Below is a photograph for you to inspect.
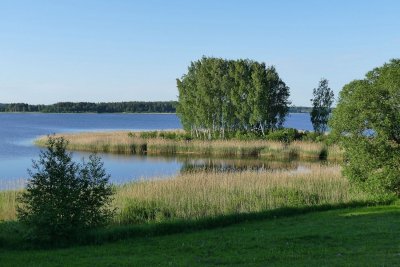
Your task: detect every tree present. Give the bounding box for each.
[329,59,400,197]
[17,136,114,243]
[310,79,334,133]
[176,57,290,139]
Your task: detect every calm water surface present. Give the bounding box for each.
[0,113,312,189]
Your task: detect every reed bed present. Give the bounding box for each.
[1,165,370,223]
[0,190,21,221]
[112,165,370,224]
[35,131,343,161]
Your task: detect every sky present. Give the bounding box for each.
[0,0,399,106]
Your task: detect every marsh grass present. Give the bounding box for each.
[112,165,370,224]
[0,165,371,224]
[35,131,343,161]
[0,190,21,221]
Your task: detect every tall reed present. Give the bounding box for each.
[1,165,370,223]
[112,165,370,224]
[35,131,343,161]
[0,190,20,221]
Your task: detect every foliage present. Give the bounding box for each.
[310,78,334,133]
[177,57,291,139]
[330,59,400,196]
[139,131,158,139]
[17,137,114,243]
[265,128,303,143]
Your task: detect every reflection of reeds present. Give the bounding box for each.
[0,165,370,223]
[35,131,343,161]
[179,157,305,173]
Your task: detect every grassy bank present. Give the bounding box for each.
[35,131,343,160]
[0,165,372,223]
[1,204,399,266]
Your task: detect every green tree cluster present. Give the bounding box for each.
[177,57,290,139]
[330,59,400,197]
[17,137,114,244]
[310,78,334,133]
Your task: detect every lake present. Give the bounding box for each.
[0,113,313,189]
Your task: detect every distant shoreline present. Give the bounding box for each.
[0,112,178,115]
[0,102,312,114]
[0,111,311,114]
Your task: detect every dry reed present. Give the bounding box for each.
[112,165,369,224]
[35,131,343,160]
[1,165,369,223]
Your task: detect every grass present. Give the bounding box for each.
[34,130,343,161]
[1,165,373,224]
[0,203,399,266]
[113,165,371,224]
[0,162,397,265]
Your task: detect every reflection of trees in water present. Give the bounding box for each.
[179,157,305,174]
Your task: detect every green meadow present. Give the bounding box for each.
[1,203,399,266]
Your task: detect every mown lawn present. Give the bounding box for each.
[1,204,399,266]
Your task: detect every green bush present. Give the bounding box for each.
[234,131,259,140]
[301,131,326,142]
[159,131,178,140]
[139,131,158,139]
[17,137,115,244]
[265,128,302,143]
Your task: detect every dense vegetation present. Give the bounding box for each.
[34,131,343,161]
[17,137,114,244]
[177,57,291,139]
[330,59,400,197]
[0,101,177,113]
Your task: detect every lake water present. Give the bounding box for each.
[0,113,313,189]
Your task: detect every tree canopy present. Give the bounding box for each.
[329,59,400,197]
[310,78,334,133]
[177,57,290,139]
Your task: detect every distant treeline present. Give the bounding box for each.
[289,106,312,113]
[0,101,177,113]
[0,102,311,114]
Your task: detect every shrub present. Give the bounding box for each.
[265,128,302,143]
[17,136,115,244]
[159,131,178,140]
[139,131,158,139]
[330,59,400,197]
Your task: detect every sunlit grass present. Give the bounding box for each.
[35,130,343,160]
[1,165,370,223]
[112,165,370,224]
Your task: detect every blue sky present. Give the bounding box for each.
[0,0,399,106]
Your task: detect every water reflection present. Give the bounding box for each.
[177,156,314,174]
[1,153,324,191]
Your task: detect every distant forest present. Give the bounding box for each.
[0,102,311,113]
[0,101,177,113]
